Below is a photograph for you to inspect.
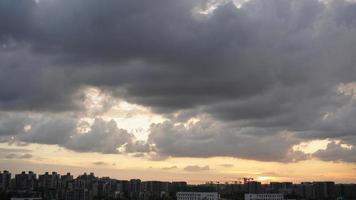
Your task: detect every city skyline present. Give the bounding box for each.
[1,0,356,187]
[2,169,356,185]
[1,170,355,200]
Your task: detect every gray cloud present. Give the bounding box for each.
[313,141,356,163]
[0,113,29,136]
[0,147,31,153]
[18,153,33,159]
[124,140,153,153]
[18,115,77,145]
[63,119,133,154]
[148,117,308,162]
[5,153,17,159]
[0,0,356,163]
[0,0,354,113]
[0,113,141,155]
[5,153,32,159]
[184,165,210,172]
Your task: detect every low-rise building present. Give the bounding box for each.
[177,192,219,200]
[245,193,284,200]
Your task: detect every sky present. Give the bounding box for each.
[1,0,356,184]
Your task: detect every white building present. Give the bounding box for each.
[177,192,219,200]
[245,193,284,200]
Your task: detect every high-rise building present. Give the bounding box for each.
[38,172,61,199]
[269,182,293,195]
[61,172,73,189]
[335,184,356,199]
[246,181,262,193]
[129,179,141,199]
[313,182,335,200]
[0,170,11,191]
[15,171,37,190]
[296,182,315,199]
[38,172,60,189]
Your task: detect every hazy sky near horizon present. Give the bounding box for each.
[1,0,356,183]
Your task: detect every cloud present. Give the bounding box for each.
[17,115,77,145]
[0,147,33,160]
[92,161,108,166]
[5,153,32,159]
[131,153,146,158]
[184,165,210,172]
[5,153,17,159]
[0,0,354,114]
[148,117,307,162]
[162,166,178,170]
[220,164,234,168]
[0,113,29,136]
[124,140,153,153]
[0,147,31,153]
[258,172,281,177]
[312,141,356,163]
[0,0,356,163]
[18,153,32,159]
[0,112,143,155]
[63,119,134,154]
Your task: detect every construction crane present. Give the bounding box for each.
[243,177,254,184]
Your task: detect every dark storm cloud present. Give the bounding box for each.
[1,0,356,162]
[0,112,28,136]
[0,0,35,40]
[0,44,83,111]
[1,0,348,112]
